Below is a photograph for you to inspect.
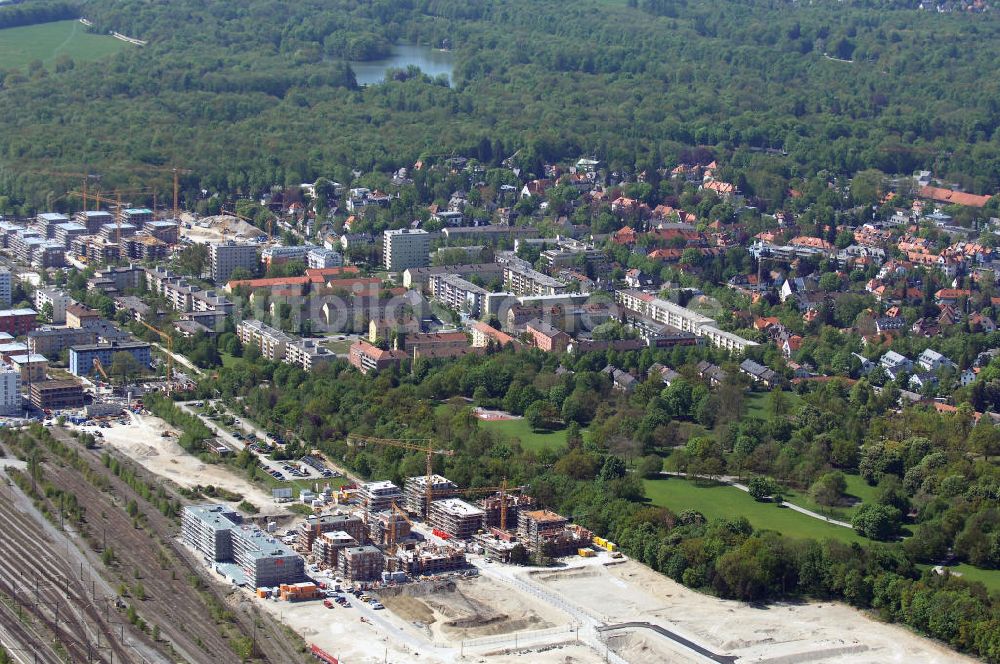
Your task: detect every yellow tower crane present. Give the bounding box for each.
[348,435,455,519]
[456,480,520,531]
[68,188,154,244]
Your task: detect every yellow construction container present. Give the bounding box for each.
[593,536,607,548]
[605,541,618,552]
[578,548,595,557]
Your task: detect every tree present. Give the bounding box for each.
[599,455,627,482]
[637,454,663,478]
[809,471,847,507]
[851,503,901,541]
[524,399,558,431]
[38,301,53,324]
[747,476,776,501]
[110,351,144,386]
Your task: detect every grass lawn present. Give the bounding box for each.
[0,20,127,69]
[778,473,879,521]
[643,476,866,545]
[323,338,353,354]
[219,352,241,368]
[479,417,584,452]
[745,390,804,420]
[917,563,1000,593]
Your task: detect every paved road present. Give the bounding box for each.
[658,472,853,528]
[599,622,738,663]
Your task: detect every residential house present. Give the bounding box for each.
[880,351,913,380]
[739,359,780,387]
[917,348,955,372]
[602,365,637,393]
[696,360,726,386]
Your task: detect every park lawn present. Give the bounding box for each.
[0,20,127,69]
[917,563,1000,593]
[778,473,878,521]
[643,477,866,545]
[479,417,584,452]
[745,389,804,420]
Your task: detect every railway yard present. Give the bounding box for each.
[0,412,987,664]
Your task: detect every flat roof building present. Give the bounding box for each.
[383,229,430,271]
[183,504,304,588]
[428,498,486,539]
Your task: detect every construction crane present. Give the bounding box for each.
[455,480,518,531]
[387,501,413,554]
[92,357,110,383]
[23,169,101,210]
[68,188,154,244]
[138,320,175,389]
[349,435,455,518]
[128,165,192,221]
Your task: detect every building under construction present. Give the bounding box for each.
[474,531,524,563]
[403,474,458,517]
[394,543,466,576]
[338,545,384,582]
[296,512,366,551]
[311,531,358,567]
[518,510,592,557]
[368,510,412,548]
[429,498,486,539]
[480,492,534,529]
[359,480,403,520]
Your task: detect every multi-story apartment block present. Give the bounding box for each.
[182,504,304,588]
[503,263,568,297]
[0,268,10,309]
[34,288,71,324]
[68,341,151,377]
[429,273,488,317]
[209,242,258,284]
[383,229,430,271]
[74,210,114,234]
[0,363,21,415]
[236,319,292,361]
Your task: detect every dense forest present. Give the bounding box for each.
[194,345,999,661]
[0,0,998,208]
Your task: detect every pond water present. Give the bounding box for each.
[349,43,455,86]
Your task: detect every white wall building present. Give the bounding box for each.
[0,362,21,415]
[383,229,430,271]
[34,288,71,324]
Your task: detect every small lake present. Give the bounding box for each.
[350,43,455,86]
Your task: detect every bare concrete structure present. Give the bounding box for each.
[311,531,357,568]
[403,474,458,517]
[338,545,384,583]
[428,498,485,539]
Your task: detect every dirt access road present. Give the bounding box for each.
[529,560,975,664]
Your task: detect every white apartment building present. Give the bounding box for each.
[209,242,258,283]
[503,263,568,297]
[0,362,21,415]
[383,229,430,271]
[616,289,758,352]
[34,288,71,324]
[429,273,488,317]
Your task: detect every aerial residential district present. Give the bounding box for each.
[1,2,1000,664]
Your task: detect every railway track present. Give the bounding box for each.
[0,491,130,663]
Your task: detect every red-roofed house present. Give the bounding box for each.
[917,186,992,209]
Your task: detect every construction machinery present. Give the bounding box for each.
[92,357,110,383]
[138,320,175,389]
[24,169,100,210]
[455,480,519,531]
[128,164,192,221]
[68,188,154,243]
[349,435,455,518]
